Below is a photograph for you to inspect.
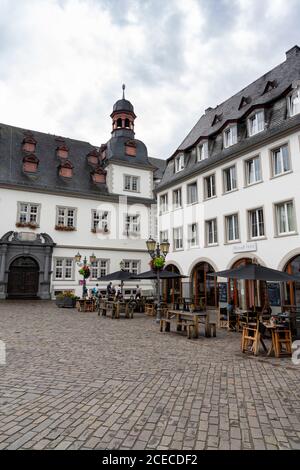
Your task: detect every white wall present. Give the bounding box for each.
[109,163,153,199]
[158,129,300,276]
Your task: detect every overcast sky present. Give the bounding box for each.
[0,0,299,158]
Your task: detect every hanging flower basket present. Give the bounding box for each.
[151,256,165,271]
[79,266,90,278]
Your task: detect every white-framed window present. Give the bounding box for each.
[124,214,140,236]
[175,154,185,173]
[271,144,290,177]
[245,156,262,185]
[172,188,182,209]
[124,175,140,192]
[188,223,198,247]
[90,259,109,280]
[287,86,300,116]
[223,166,237,193]
[205,219,218,246]
[197,140,208,161]
[56,207,76,228]
[187,182,198,204]
[160,230,168,243]
[159,193,168,214]
[248,208,265,239]
[17,202,40,225]
[91,210,110,232]
[54,258,74,280]
[204,174,216,199]
[173,227,183,251]
[223,125,237,148]
[225,214,239,242]
[123,259,140,274]
[275,201,296,236]
[248,110,265,136]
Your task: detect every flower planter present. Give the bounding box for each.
[55,297,76,308]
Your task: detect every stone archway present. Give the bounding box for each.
[0,231,56,300]
[190,261,217,308]
[162,264,182,305]
[7,256,39,299]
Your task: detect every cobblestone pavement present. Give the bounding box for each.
[0,301,299,450]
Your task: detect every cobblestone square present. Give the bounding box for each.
[0,301,299,450]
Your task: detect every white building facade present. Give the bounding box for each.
[157,46,300,312]
[0,92,164,299]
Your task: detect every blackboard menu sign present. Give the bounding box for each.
[218,282,228,303]
[267,282,281,307]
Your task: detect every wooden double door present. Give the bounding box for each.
[7,257,39,299]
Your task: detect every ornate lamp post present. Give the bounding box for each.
[146,237,170,322]
[74,252,97,298]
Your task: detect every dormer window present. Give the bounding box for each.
[288,85,300,117]
[197,140,208,161]
[59,160,73,178]
[23,154,39,173]
[223,124,237,149]
[22,133,37,153]
[175,153,184,173]
[248,110,265,136]
[262,80,277,95]
[125,140,136,157]
[87,150,99,166]
[56,145,69,159]
[91,168,106,184]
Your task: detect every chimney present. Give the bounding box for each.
[286,45,300,60]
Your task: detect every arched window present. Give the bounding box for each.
[125,118,130,128]
[117,118,122,128]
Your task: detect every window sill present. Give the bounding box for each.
[244,180,263,189]
[222,188,238,196]
[206,243,219,248]
[172,206,183,211]
[187,201,199,206]
[204,195,217,201]
[224,239,241,245]
[123,189,141,194]
[173,248,184,252]
[274,232,298,239]
[55,225,76,232]
[247,236,267,242]
[16,222,39,229]
[270,170,293,180]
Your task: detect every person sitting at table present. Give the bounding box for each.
[107,282,113,297]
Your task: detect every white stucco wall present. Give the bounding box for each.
[157,129,300,277]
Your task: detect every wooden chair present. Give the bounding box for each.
[160,318,171,332]
[145,303,155,316]
[273,328,292,357]
[218,307,228,328]
[241,323,260,355]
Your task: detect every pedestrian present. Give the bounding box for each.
[135,285,141,300]
[106,281,113,298]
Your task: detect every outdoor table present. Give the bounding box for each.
[263,323,291,357]
[167,310,210,338]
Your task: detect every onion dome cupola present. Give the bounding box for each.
[110,84,136,138]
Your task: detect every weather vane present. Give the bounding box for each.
[122,83,125,99]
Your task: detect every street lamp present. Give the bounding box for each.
[146,237,170,323]
[74,252,97,298]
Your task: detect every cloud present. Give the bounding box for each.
[0,0,299,158]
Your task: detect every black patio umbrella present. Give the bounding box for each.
[97,270,136,295]
[208,264,299,282]
[97,270,135,282]
[131,269,187,280]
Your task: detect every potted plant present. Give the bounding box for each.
[55,291,78,308]
[151,256,165,271]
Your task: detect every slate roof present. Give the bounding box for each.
[0,123,164,200]
[177,46,300,152]
[157,46,300,191]
[112,98,135,114]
